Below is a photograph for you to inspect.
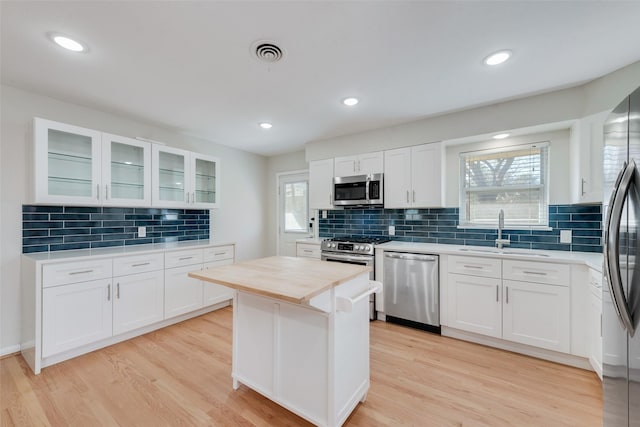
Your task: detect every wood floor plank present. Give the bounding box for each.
[0,307,602,426]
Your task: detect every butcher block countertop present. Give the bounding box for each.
[189,256,371,304]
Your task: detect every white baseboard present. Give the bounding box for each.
[1,344,21,358]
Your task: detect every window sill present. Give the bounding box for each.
[457,224,553,231]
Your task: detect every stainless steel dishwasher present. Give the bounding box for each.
[383,252,440,333]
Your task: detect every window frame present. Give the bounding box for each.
[458,142,551,229]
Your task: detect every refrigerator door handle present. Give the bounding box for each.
[605,159,636,336]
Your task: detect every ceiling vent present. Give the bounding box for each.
[252,41,285,64]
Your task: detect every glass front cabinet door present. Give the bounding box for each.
[190,153,220,208]
[101,134,152,206]
[34,118,103,204]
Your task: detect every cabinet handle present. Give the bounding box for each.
[357,160,361,172]
[132,262,150,267]
[463,265,483,269]
[413,190,416,202]
[214,252,226,256]
[506,286,509,304]
[303,249,313,253]
[107,284,111,301]
[522,270,547,276]
[329,193,332,206]
[96,184,100,200]
[406,191,410,203]
[496,285,499,302]
[117,283,120,299]
[69,269,94,275]
[105,184,109,200]
[192,192,195,204]
[600,313,603,337]
[179,256,194,260]
[581,178,586,196]
[186,192,189,203]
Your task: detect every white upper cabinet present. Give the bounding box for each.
[34,118,102,205]
[309,158,334,210]
[334,151,383,177]
[384,142,444,208]
[570,111,608,204]
[101,133,152,206]
[152,145,220,208]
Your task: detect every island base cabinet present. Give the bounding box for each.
[113,270,164,335]
[42,279,113,358]
[502,280,570,353]
[232,273,370,427]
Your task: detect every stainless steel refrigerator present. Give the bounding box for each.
[603,85,640,426]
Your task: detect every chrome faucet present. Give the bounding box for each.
[496,209,510,249]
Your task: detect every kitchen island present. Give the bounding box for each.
[189,256,376,427]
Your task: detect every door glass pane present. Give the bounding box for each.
[158,151,185,202]
[110,142,144,200]
[195,158,216,204]
[284,182,308,232]
[48,129,92,197]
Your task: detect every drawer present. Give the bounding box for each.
[503,259,570,286]
[165,249,203,269]
[113,253,164,276]
[203,245,234,263]
[43,258,112,288]
[296,243,321,259]
[448,255,501,279]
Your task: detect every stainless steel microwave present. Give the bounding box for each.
[333,173,383,206]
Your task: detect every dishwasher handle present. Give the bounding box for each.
[384,252,437,262]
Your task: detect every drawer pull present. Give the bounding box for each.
[117,283,120,299]
[107,284,111,301]
[496,285,499,302]
[506,286,509,304]
[179,256,194,261]
[214,252,226,256]
[303,250,313,253]
[69,269,94,275]
[132,262,151,267]
[522,270,547,276]
[463,265,483,269]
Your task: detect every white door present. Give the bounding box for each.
[502,279,570,352]
[447,273,502,338]
[113,270,164,335]
[278,172,310,256]
[384,147,412,208]
[102,133,152,207]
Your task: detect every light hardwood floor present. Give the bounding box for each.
[1,307,602,426]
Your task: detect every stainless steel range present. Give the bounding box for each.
[321,236,389,320]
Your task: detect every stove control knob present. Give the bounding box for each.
[365,245,371,251]
[354,245,360,250]
[330,243,336,248]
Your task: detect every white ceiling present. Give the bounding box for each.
[2,1,640,156]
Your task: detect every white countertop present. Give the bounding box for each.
[296,237,324,244]
[376,241,603,272]
[22,240,235,263]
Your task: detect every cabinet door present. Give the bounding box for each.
[384,147,411,208]
[102,134,152,206]
[42,279,113,357]
[113,270,164,335]
[411,142,444,207]
[334,155,357,177]
[447,273,502,338]
[570,111,608,204]
[203,260,234,306]
[152,145,190,207]
[164,264,204,318]
[34,118,102,204]
[189,153,220,208]
[502,280,570,353]
[357,151,384,175]
[309,159,334,210]
[589,287,603,376]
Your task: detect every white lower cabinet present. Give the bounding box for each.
[113,270,164,335]
[164,264,205,318]
[447,255,571,353]
[203,259,234,306]
[589,269,603,378]
[42,279,113,357]
[502,279,570,352]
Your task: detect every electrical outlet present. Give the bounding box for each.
[138,226,146,238]
[322,210,327,219]
[560,229,572,244]
[388,225,395,236]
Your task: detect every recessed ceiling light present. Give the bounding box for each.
[483,50,512,66]
[49,33,86,52]
[259,122,273,129]
[493,133,510,139]
[342,97,359,106]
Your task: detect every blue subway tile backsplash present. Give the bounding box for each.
[319,204,602,253]
[22,205,210,253]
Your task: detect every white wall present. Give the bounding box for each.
[0,84,269,355]
[265,150,308,255]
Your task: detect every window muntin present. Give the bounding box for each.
[459,143,550,228]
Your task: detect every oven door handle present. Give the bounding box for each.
[322,252,373,263]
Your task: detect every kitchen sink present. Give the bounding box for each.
[457,247,550,257]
